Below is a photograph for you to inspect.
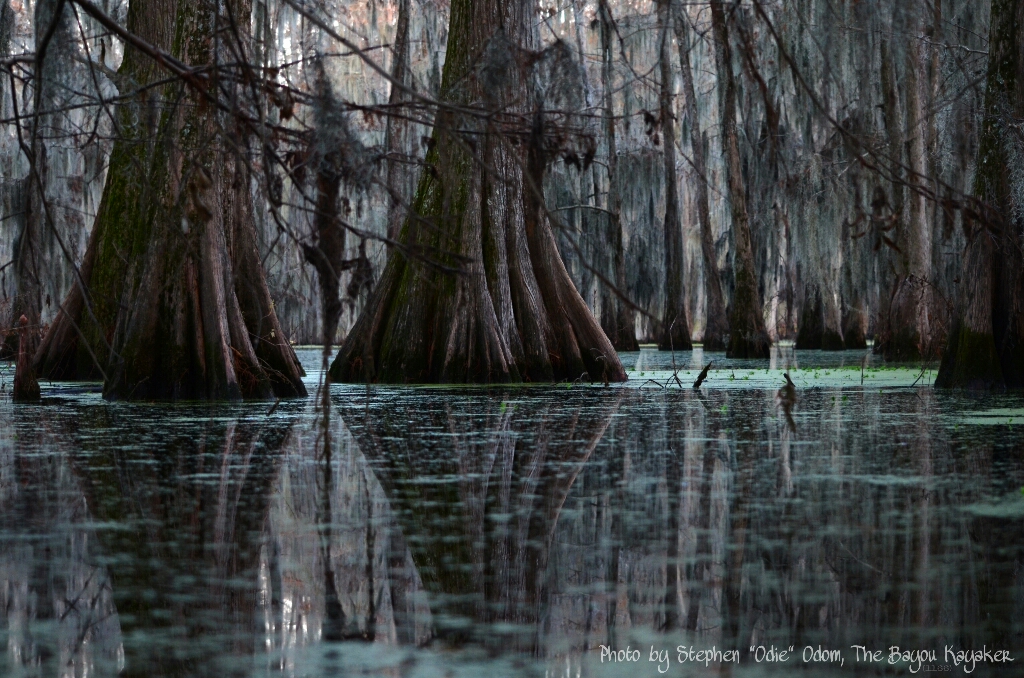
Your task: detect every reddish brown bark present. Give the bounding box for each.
[330,0,626,384]
[34,0,305,400]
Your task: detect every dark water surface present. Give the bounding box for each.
[2,348,1023,677]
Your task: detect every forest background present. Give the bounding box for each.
[0,0,1021,396]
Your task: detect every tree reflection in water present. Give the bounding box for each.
[334,388,1024,673]
[338,390,624,652]
[0,401,297,677]
[0,386,1023,676]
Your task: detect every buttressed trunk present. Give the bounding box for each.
[330,0,626,384]
[937,0,1024,389]
[709,0,770,359]
[795,283,845,350]
[34,0,306,401]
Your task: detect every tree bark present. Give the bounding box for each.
[709,0,770,358]
[873,6,949,362]
[840,184,869,350]
[597,0,637,352]
[674,3,728,350]
[937,0,1024,388]
[34,0,306,400]
[875,37,902,351]
[884,23,937,361]
[657,0,692,352]
[14,315,40,401]
[384,0,412,248]
[795,283,844,350]
[7,0,70,395]
[330,0,626,384]
[0,5,12,360]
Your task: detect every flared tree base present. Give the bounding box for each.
[601,301,638,352]
[329,245,628,386]
[795,286,846,350]
[842,319,868,350]
[821,330,846,351]
[727,333,771,359]
[875,329,923,362]
[726,270,770,359]
[935,322,1003,390]
[658,315,693,353]
[701,334,728,351]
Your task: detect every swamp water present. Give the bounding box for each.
[1,347,1022,677]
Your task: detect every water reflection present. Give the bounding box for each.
[1,358,1024,676]
[334,386,1024,675]
[0,401,122,676]
[339,391,623,652]
[73,411,294,677]
[0,399,297,677]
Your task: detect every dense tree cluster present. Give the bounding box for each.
[0,0,1021,396]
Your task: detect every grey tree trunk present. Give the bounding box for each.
[674,2,728,350]
[384,0,413,248]
[597,0,637,352]
[10,0,74,398]
[710,0,770,358]
[657,0,692,352]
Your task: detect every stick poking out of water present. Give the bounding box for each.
[693,362,713,389]
[778,372,796,432]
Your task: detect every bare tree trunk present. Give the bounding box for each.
[874,8,948,362]
[937,0,1024,388]
[841,182,869,349]
[384,0,412,248]
[657,0,692,352]
[709,0,769,358]
[8,0,71,397]
[330,0,626,384]
[597,0,637,352]
[795,284,824,349]
[796,282,845,350]
[34,0,306,400]
[0,6,12,360]
[674,3,728,350]
[11,143,41,401]
[305,79,346,353]
[887,26,937,361]
[14,315,40,400]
